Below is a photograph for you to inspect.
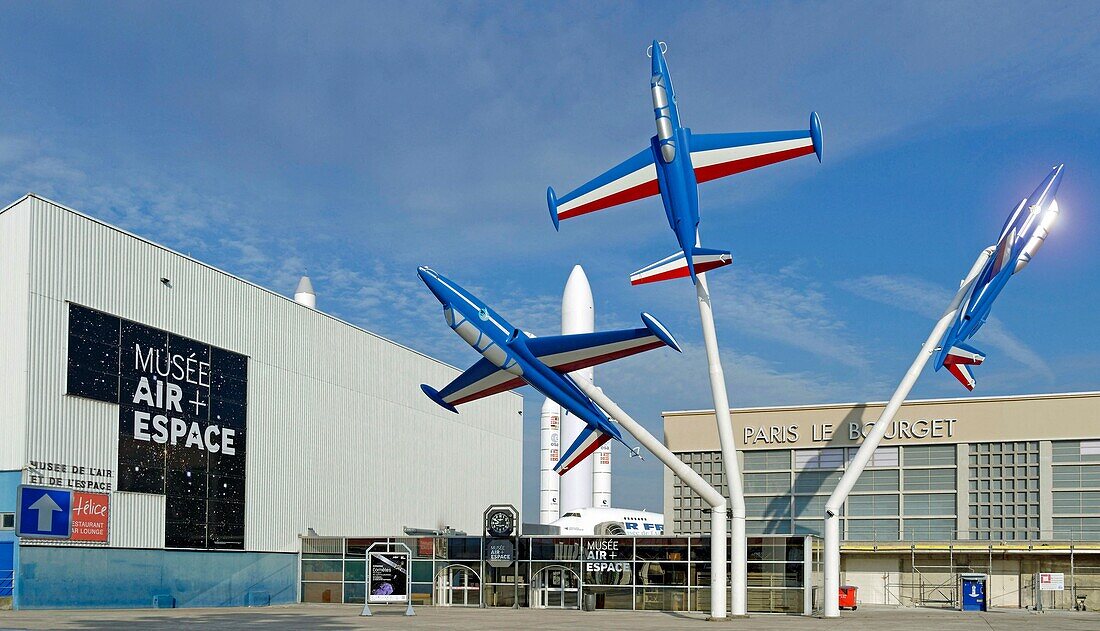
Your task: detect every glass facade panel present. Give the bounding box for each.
[744,472,790,493]
[793,520,826,536]
[792,470,842,493]
[904,445,956,466]
[743,450,791,471]
[795,448,846,470]
[847,519,899,541]
[1052,465,1100,488]
[1053,440,1100,463]
[848,446,899,467]
[906,468,959,492]
[745,496,791,519]
[793,495,832,518]
[848,494,899,516]
[746,520,791,535]
[1053,518,1100,540]
[1053,491,1100,514]
[851,469,899,492]
[904,493,955,516]
[747,588,804,614]
[904,518,956,541]
[301,560,342,581]
[301,582,343,603]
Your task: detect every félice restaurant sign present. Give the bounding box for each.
[71,492,109,542]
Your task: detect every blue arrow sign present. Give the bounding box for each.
[16,486,73,539]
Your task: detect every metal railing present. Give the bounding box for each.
[0,569,13,597]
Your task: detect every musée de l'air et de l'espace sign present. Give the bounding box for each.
[66,303,248,550]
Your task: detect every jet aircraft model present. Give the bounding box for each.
[935,164,1064,390]
[417,267,681,473]
[546,40,823,285]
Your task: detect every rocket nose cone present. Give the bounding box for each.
[564,265,593,303]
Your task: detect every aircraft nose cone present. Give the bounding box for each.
[650,39,667,74]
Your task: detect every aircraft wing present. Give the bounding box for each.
[526,312,681,374]
[422,357,524,411]
[689,112,823,184]
[548,146,658,226]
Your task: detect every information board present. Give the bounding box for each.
[368,551,409,603]
[1038,572,1065,591]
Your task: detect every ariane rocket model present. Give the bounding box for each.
[417,267,681,473]
[546,40,823,285]
[936,164,1064,390]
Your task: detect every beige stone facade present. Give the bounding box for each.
[663,391,1100,609]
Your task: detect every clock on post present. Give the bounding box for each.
[483,504,518,538]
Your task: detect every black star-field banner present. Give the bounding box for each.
[66,303,248,550]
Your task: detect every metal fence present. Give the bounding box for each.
[0,569,13,598]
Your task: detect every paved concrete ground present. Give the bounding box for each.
[1,604,1098,630]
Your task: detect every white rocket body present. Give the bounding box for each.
[558,265,598,514]
[539,398,561,524]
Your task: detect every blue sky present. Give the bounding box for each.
[2,2,1099,519]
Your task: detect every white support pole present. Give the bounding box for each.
[573,378,729,619]
[695,271,747,617]
[822,247,993,617]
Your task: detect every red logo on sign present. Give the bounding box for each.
[71,492,109,542]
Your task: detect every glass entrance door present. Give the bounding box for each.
[533,567,579,609]
[435,565,480,607]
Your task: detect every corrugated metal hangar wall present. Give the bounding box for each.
[0,195,523,608]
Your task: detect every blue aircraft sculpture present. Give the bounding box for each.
[417,267,681,473]
[936,164,1064,390]
[547,40,823,285]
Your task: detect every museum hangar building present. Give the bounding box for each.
[0,195,523,609]
[664,392,1100,609]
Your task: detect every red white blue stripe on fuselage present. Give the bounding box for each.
[418,267,682,473]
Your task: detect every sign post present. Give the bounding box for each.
[360,542,414,617]
[483,504,519,609]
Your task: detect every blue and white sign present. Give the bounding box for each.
[15,485,73,539]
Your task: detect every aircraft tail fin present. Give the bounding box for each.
[554,425,612,475]
[942,343,986,391]
[629,247,732,286]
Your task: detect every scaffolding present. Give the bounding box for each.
[841,542,1100,610]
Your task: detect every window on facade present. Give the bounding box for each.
[903,518,955,541]
[1,513,14,529]
[904,445,956,466]
[744,472,791,494]
[1052,465,1100,488]
[1053,518,1100,540]
[848,446,898,467]
[1053,440,1100,464]
[743,450,791,471]
[903,493,955,516]
[904,468,956,490]
[793,520,827,536]
[794,449,846,470]
[793,495,835,518]
[847,494,899,517]
[847,519,899,541]
[851,469,899,492]
[745,496,791,520]
[792,470,842,493]
[746,520,792,535]
[1052,491,1100,514]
